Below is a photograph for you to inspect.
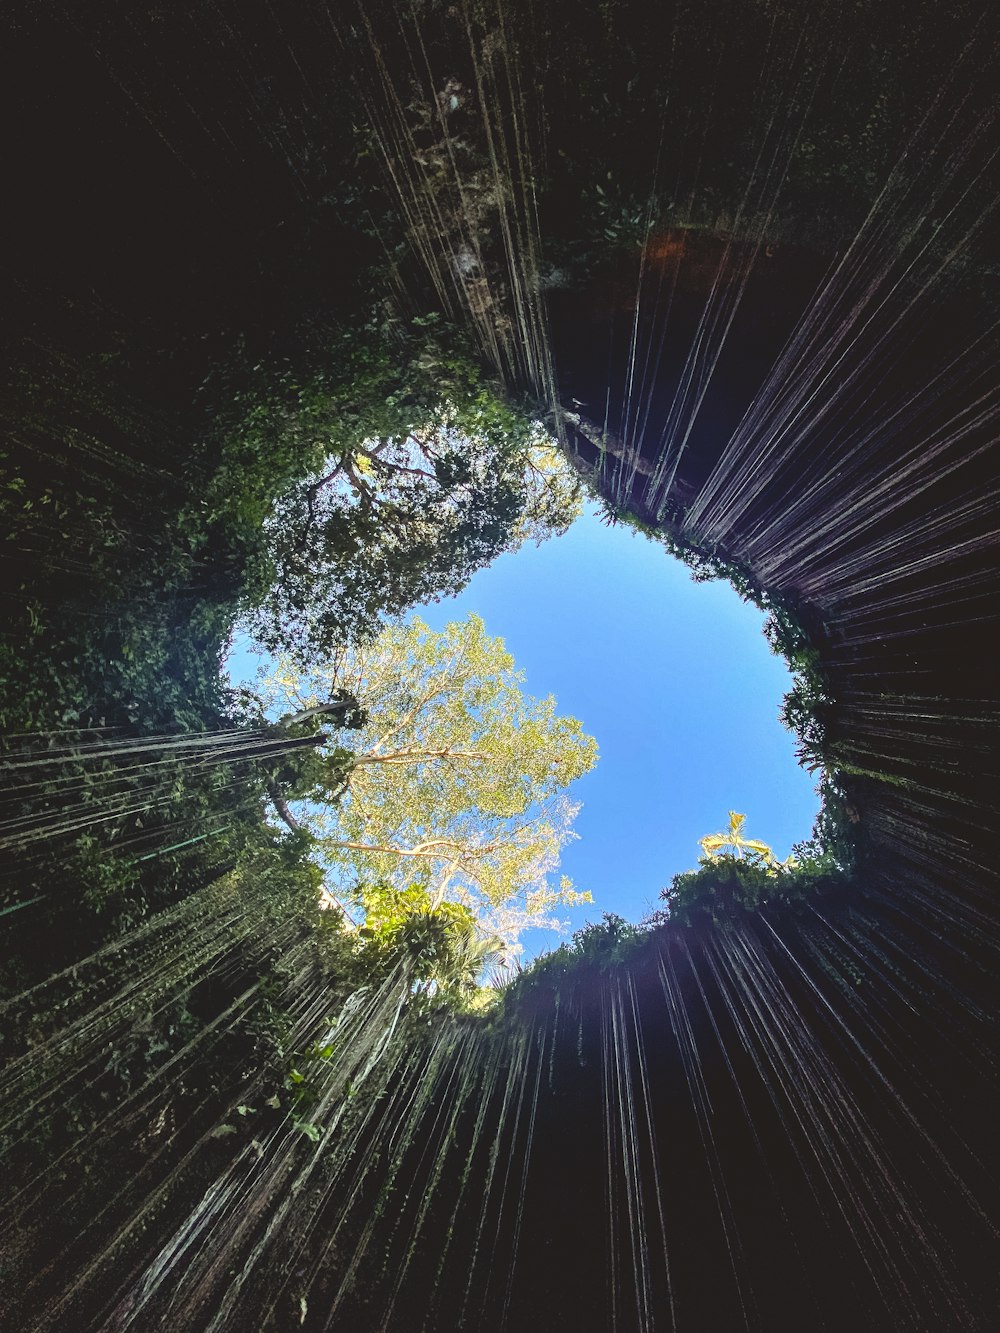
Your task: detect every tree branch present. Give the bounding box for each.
[353,748,485,766]
[281,701,353,728]
[358,443,437,483]
[326,837,468,860]
[294,463,346,554]
[268,782,302,831]
[305,463,345,498]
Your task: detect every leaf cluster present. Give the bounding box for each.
[357,883,505,1007]
[656,852,846,931]
[206,314,582,663]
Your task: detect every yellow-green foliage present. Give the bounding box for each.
[255,613,598,950]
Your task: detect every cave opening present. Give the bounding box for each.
[1,0,999,1329]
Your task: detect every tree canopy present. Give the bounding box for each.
[227,324,583,663]
[356,882,507,1005]
[249,613,598,953]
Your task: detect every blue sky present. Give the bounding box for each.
[227,504,819,958]
[416,504,819,951]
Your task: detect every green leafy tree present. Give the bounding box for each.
[250,614,598,953]
[357,883,506,1002]
[228,326,582,662]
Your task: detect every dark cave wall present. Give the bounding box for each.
[544,213,1000,904]
[273,890,1000,1332]
[2,2,999,1328]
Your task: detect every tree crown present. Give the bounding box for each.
[252,613,598,953]
[220,319,583,662]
